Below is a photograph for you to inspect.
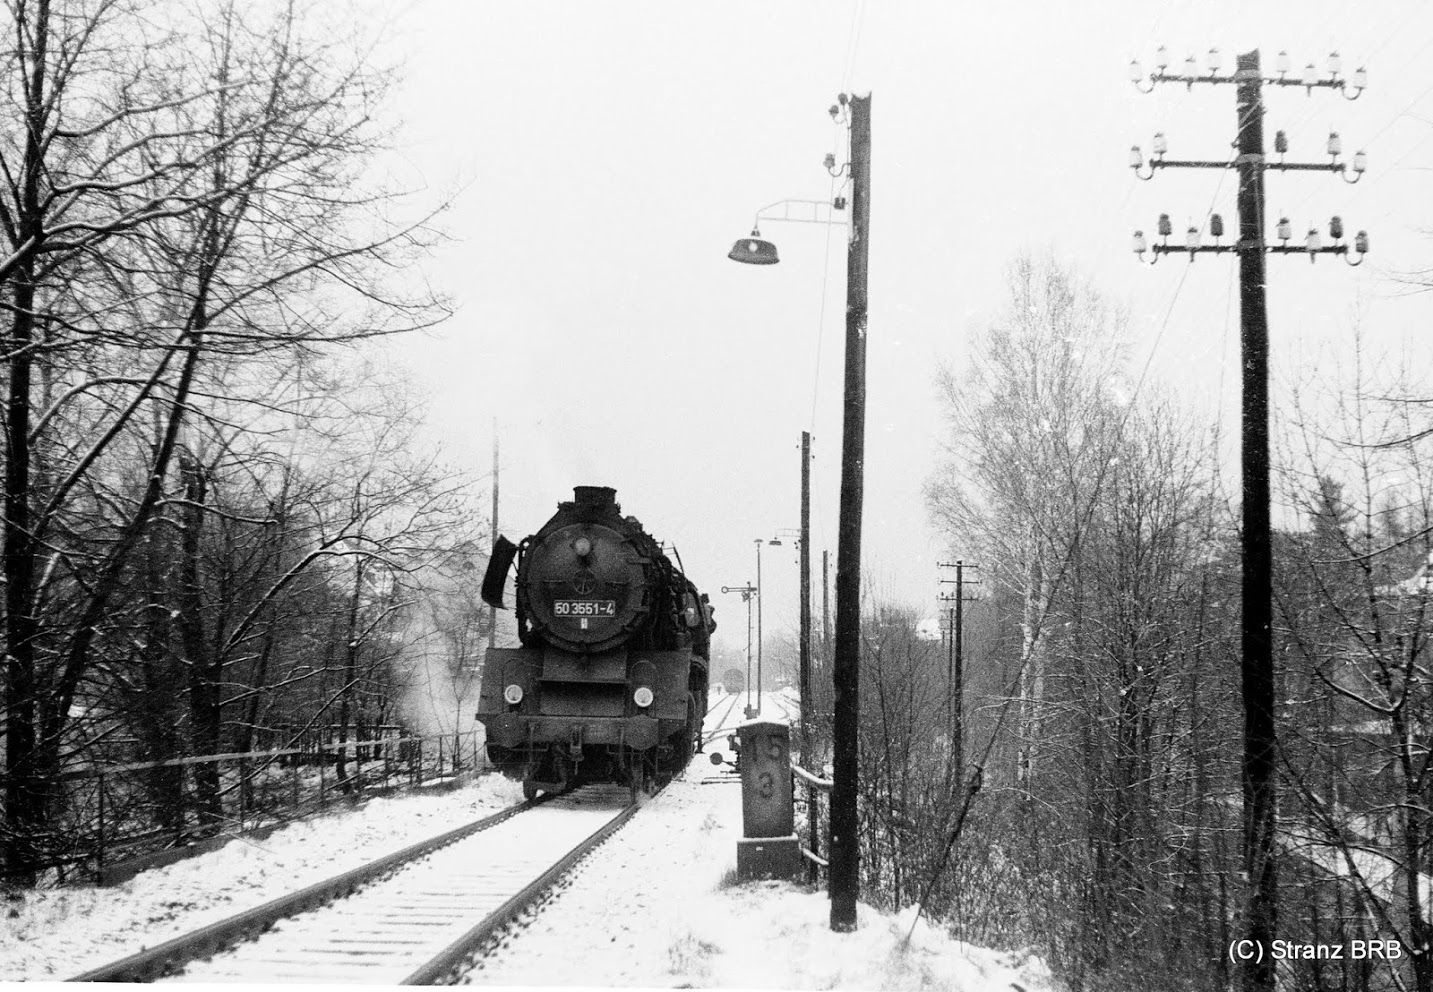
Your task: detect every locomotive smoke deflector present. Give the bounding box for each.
[481,534,519,609]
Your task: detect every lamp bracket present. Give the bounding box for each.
[754,198,850,228]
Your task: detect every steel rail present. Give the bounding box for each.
[69,797,544,983]
[400,799,641,984]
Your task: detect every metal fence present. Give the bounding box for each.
[16,729,487,884]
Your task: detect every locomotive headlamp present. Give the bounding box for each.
[633,686,654,708]
[573,536,593,558]
[503,684,524,705]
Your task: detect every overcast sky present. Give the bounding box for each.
[363,1,1433,655]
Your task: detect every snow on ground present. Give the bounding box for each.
[467,765,1054,991]
[0,693,1055,990]
[0,775,525,981]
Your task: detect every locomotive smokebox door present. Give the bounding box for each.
[735,720,802,881]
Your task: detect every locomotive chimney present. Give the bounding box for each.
[572,485,619,513]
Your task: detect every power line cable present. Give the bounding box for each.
[840,0,867,92]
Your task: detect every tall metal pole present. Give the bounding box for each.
[822,549,830,652]
[755,539,764,714]
[1236,49,1276,992]
[489,423,499,651]
[829,91,871,933]
[799,431,816,881]
[746,591,753,714]
[799,432,812,734]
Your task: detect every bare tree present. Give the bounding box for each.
[926,253,1239,988]
[1276,340,1433,991]
[927,253,1128,786]
[0,0,448,882]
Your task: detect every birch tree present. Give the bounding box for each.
[926,253,1126,786]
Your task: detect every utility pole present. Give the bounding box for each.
[1234,64,1277,990]
[798,430,816,882]
[1130,47,1366,992]
[489,423,499,651]
[726,95,866,926]
[822,549,830,653]
[798,434,812,734]
[754,538,764,715]
[937,561,979,785]
[829,90,871,934]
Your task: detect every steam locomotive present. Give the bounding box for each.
[477,486,714,797]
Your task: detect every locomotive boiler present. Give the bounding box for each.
[476,486,714,797]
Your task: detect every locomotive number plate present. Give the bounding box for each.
[554,600,616,617]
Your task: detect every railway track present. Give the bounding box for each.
[701,690,742,749]
[71,786,638,985]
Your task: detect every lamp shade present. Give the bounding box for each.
[729,231,780,265]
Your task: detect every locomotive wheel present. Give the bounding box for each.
[523,781,539,801]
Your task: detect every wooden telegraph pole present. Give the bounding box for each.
[1130,46,1367,991]
[829,91,871,933]
[938,561,978,784]
[1234,52,1277,991]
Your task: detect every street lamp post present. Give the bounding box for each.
[728,92,871,933]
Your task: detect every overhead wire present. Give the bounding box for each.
[806,0,866,575]
[1282,19,1433,221]
[922,15,1419,902]
[911,20,1239,834]
[840,0,867,94]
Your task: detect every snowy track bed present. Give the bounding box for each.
[1,776,527,982]
[161,786,636,984]
[72,796,536,982]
